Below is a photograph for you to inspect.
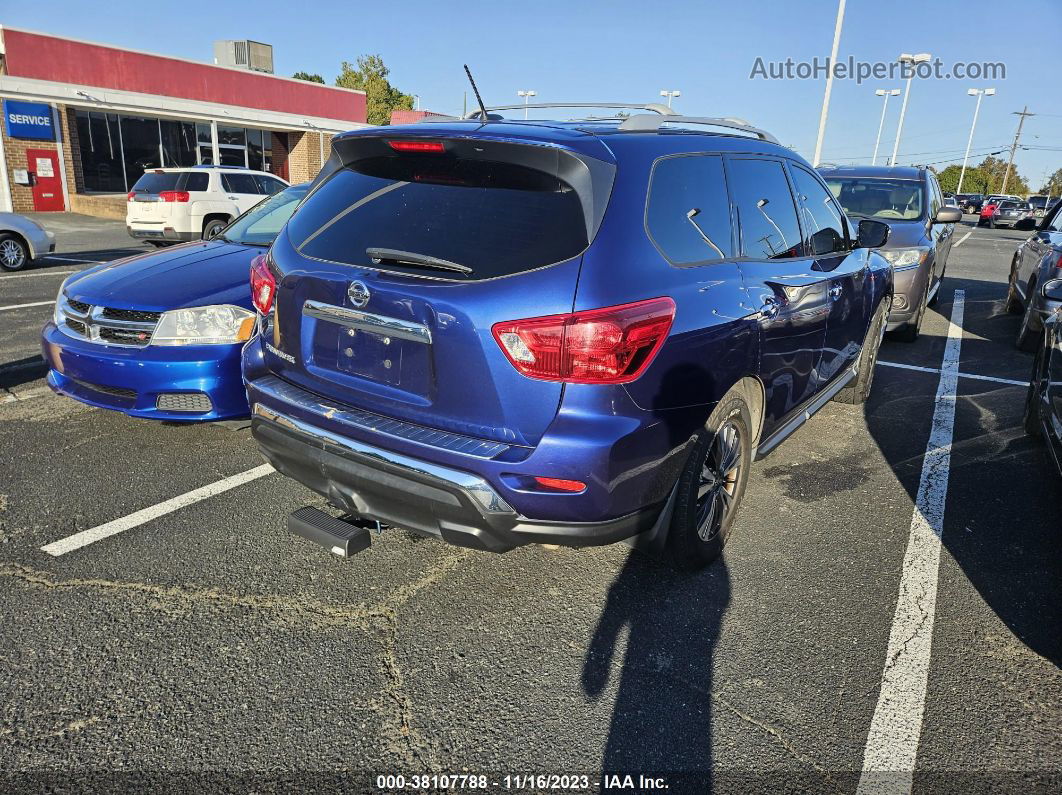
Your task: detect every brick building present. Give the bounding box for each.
[0,26,368,216]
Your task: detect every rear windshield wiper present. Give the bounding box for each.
[366,247,473,276]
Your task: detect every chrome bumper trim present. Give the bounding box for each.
[302,300,432,344]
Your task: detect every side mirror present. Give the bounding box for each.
[932,207,963,224]
[1041,279,1062,303]
[809,227,844,256]
[1014,217,1038,232]
[856,218,890,249]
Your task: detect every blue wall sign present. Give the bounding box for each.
[4,100,56,141]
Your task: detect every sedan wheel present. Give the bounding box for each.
[0,234,29,271]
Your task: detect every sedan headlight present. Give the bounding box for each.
[151,305,256,346]
[880,247,930,271]
[53,279,69,325]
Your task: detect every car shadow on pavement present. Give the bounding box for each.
[0,354,47,391]
[582,550,730,789]
[867,275,1062,666]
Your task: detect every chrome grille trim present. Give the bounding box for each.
[56,296,160,348]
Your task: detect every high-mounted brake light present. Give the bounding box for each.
[159,190,190,203]
[388,140,446,153]
[492,297,676,384]
[250,254,276,315]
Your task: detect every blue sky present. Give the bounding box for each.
[6,0,1061,188]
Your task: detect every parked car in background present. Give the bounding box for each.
[982,199,1033,229]
[943,195,960,210]
[819,164,960,342]
[1024,279,1062,476]
[243,110,893,570]
[1028,195,1056,218]
[963,194,986,213]
[0,211,56,271]
[45,183,309,420]
[126,165,289,245]
[1006,201,1062,350]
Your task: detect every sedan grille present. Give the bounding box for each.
[57,296,160,348]
[69,377,137,401]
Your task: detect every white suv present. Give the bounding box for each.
[126,166,289,244]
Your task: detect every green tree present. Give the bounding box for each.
[1039,167,1062,198]
[335,54,413,126]
[292,71,325,84]
[974,155,1030,196]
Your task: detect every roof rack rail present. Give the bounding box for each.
[460,102,677,120]
[617,115,778,143]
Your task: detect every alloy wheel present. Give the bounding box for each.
[696,422,742,541]
[0,239,26,269]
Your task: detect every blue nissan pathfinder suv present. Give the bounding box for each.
[243,104,893,570]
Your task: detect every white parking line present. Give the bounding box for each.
[40,464,275,556]
[0,300,55,313]
[878,359,1026,387]
[0,386,51,404]
[952,230,974,247]
[39,256,105,263]
[857,290,965,794]
[0,268,76,280]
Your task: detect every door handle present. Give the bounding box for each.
[829,284,843,300]
[760,297,781,320]
[227,195,238,200]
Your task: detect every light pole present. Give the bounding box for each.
[812,0,846,167]
[957,87,995,195]
[660,89,681,108]
[413,94,421,111]
[890,52,932,167]
[871,89,901,165]
[517,90,537,119]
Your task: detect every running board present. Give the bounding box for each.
[754,366,857,460]
[288,506,376,558]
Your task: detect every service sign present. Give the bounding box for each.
[3,100,55,141]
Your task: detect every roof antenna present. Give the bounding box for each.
[463,64,489,121]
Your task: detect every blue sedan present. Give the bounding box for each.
[41,183,308,421]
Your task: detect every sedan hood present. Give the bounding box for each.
[63,241,260,311]
[870,218,930,250]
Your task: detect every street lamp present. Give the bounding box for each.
[660,89,681,108]
[871,89,901,166]
[957,87,995,195]
[413,94,421,111]
[517,90,537,119]
[811,0,847,167]
[889,52,932,166]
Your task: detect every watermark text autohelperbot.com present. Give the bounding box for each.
[750,56,1005,84]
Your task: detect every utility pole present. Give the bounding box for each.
[1001,106,1034,196]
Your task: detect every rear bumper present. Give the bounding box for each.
[251,404,660,552]
[41,321,248,421]
[127,223,197,242]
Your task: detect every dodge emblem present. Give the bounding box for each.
[348,281,370,308]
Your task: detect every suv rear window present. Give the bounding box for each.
[131,172,181,193]
[287,156,591,280]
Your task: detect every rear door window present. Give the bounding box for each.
[646,154,732,264]
[255,175,286,195]
[184,172,209,192]
[287,156,591,280]
[222,173,261,194]
[131,172,181,194]
[727,158,803,259]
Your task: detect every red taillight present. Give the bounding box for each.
[127,191,135,202]
[388,140,446,153]
[492,297,676,384]
[159,190,190,203]
[250,254,276,315]
[533,477,586,493]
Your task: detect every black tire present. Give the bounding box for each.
[1024,343,1045,438]
[202,219,227,240]
[987,218,996,229]
[834,301,887,404]
[0,232,29,271]
[666,392,753,571]
[1016,294,1042,352]
[1004,263,1024,314]
[890,285,927,343]
[927,270,943,307]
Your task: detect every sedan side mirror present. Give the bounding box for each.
[932,207,963,224]
[1014,217,1038,232]
[1041,279,1062,303]
[856,218,890,249]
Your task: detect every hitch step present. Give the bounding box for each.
[288,506,374,558]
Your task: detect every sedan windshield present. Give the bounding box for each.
[824,177,924,221]
[221,183,310,246]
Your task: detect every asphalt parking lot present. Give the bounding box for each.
[0,215,1059,792]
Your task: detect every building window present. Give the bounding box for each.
[247,129,264,171]
[160,119,198,168]
[196,123,214,165]
[120,115,163,188]
[75,110,125,192]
